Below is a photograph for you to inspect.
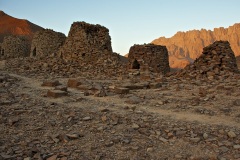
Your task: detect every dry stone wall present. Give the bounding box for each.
[31,29,66,57]
[128,44,170,74]
[176,41,239,80]
[0,35,30,59]
[58,21,113,63]
[0,43,2,57]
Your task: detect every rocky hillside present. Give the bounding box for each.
[152,23,240,69]
[0,10,43,42]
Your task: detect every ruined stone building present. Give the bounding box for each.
[0,35,30,59]
[0,43,2,57]
[128,44,170,74]
[31,29,66,57]
[177,40,239,80]
[58,21,113,62]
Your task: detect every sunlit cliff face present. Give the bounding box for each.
[152,23,240,69]
[0,10,43,42]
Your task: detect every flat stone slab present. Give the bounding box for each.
[47,90,68,98]
[41,80,61,87]
[114,87,129,94]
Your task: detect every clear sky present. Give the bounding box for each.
[1,0,240,55]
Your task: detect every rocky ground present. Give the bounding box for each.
[0,60,240,160]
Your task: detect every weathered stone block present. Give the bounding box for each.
[47,90,67,98]
[54,85,68,92]
[149,82,162,89]
[67,79,82,88]
[41,80,61,87]
[114,87,129,94]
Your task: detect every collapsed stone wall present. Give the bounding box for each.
[31,29,66,57]
[128,44,170,74]
[0,43,2,57]
[176,41,239,80]
[58,21,113,62]
[0,35,30,59]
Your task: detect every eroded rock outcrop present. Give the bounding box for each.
[31,29,66,57]
[152,23,240,69]
[175,41,239,80]
[128,44,170,74]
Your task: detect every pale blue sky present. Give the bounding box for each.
[1,0,240,55]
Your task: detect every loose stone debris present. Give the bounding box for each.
[0,23,240,159]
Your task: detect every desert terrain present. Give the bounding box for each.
[0,10,240,160]
[0,53,240,160]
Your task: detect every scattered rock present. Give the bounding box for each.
[54,85,68,92]
[67,79,82,88]
[41,80,61,87]
[46,154,58,160]
[131,123,140,129]
[47,90,68,98]
[233,99,240,106]
[125,96,142,104]
[227,131,236,138]
[189,137,201,143]
[82,116,92,121]
[114,87,129,94]
[66,133,80,139]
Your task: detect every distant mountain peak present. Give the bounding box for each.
[152,23,240,69]
[0,10,43,42]
[0,10,6,16]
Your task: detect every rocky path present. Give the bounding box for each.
[0,71,240,160]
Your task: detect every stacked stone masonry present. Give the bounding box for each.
[31,29,66,57]
[0,43,2,57]
[0,35,30,60]
[58,21,113,63]
[176,40,239,80]
[128,44,170,74]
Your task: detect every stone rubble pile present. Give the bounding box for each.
[175,41,239,80]
[4,55,127,79]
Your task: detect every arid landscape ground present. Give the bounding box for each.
[0,10,240,160]
[0,54,240,160]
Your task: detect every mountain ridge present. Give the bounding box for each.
[152,23,240,69]
[0,10,43,42]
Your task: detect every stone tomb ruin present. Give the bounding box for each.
[0,35,30,59]
[31,29,66,58]
[128,44,170,74]
[176,40,239,80]
[0,43,2,57]
[58,21,113,62]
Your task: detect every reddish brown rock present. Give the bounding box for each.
[67,79,82,88]
[114,87,130,94]
[47,90,67,98]
[41,80,61,87]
